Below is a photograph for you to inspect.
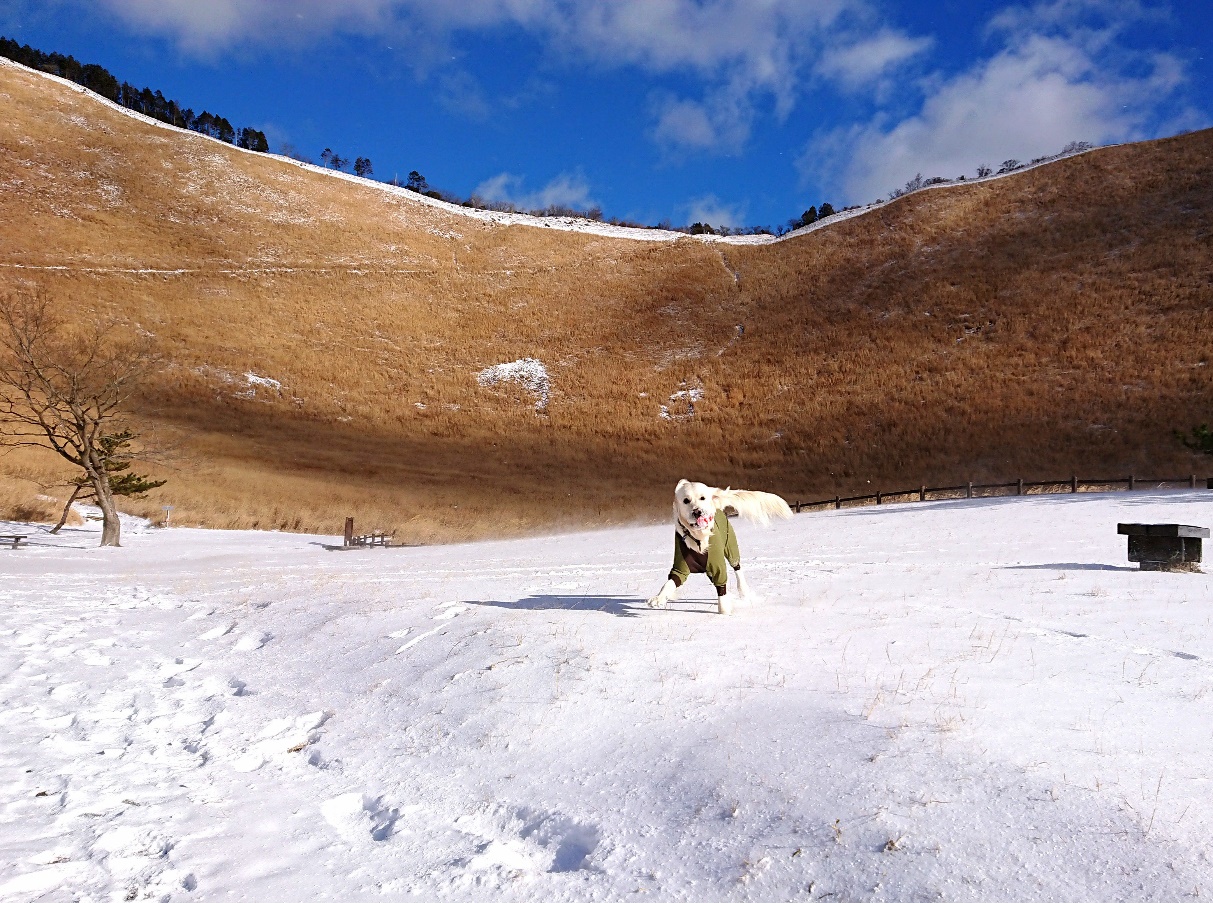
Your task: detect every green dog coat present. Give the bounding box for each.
[669,512,741,596]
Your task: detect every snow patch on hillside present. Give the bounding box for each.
[659,386,704,420]
[243,371,282,392]
[477,358,551,411]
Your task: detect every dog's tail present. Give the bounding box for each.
[715,488,794,526]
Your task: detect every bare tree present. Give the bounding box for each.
[48,430,166,534]
[0,290,160,546]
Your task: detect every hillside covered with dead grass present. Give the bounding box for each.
[2,59,1211,541]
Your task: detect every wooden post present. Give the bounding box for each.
[1071,475,1078,493]
[876,491,882,505]
[920,485,926,501]
[1192,474,1198,489]
[834,496,841,510]
[967,481,972,499]
[1129,475,1135,491]
[794,502,802,514]
[344,517,354,547]
[1017,478,1023,496]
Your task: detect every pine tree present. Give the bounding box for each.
[215,116,235,143]
[1178,424,1213,456]
[237,128,269,152]
[50,430,166,533]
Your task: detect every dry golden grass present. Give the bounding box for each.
[1,59,1211,541]
[0,448,82,525]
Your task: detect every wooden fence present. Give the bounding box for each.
[791,475,1212,514]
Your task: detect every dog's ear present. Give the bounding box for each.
[674,478,691,499]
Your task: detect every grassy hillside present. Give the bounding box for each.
[2,59,1211,541]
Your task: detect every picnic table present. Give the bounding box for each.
[0,534,29,550]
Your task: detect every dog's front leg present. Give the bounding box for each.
[647,578,678,608]
[734,567,753,600]
[717,591,733,616]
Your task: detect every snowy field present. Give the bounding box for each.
[2,492,1212,902]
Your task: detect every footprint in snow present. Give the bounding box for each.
[454,805,602,881]
[233,712,329,772]
[395,626,444,653]
[234,632,270,651]
[91,824,179,898]
[198,622,235,641]
[0,863,87,900]
[321,792,400,843]
[160,658,203,677]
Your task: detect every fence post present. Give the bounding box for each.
[919,485,925,501]
[1017,478,1023,496]
[834,496,840,510]
[967,481,972,499]
[876,491,882,505]
[1192,474,1198,489]
[1071,475,1077,493]
[343,517,354,547]
[1129,475,1135,491]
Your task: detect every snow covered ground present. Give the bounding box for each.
[2,492,1212,902]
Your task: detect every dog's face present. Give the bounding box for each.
[674,479,720,536]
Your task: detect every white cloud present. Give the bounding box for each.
[650,85,754,154]
[803,2,1194,204]
[96,0,552,48]
[435,70,492,121]
[472,171,596,212]
[817,29,934,89]
[91,0,931,154]
[683,194,746,228]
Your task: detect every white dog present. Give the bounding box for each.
[648,479,793,614]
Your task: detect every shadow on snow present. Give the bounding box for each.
[463,595,723,618]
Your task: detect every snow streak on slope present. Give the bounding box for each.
[2,493,1212,901]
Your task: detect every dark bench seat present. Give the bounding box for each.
[0,534,29,550]
[1117,523,1209,572]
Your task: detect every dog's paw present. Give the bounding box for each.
[717,595,734,615]
[647,595,668,609]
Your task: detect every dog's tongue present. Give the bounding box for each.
[695,514,713,529]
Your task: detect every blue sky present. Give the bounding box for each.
[3,0,1209,229]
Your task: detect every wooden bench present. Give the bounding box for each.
[346,530,395,548]
[342,517,397,548]
[1118,523,1209,572]
[0,534,29,550]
